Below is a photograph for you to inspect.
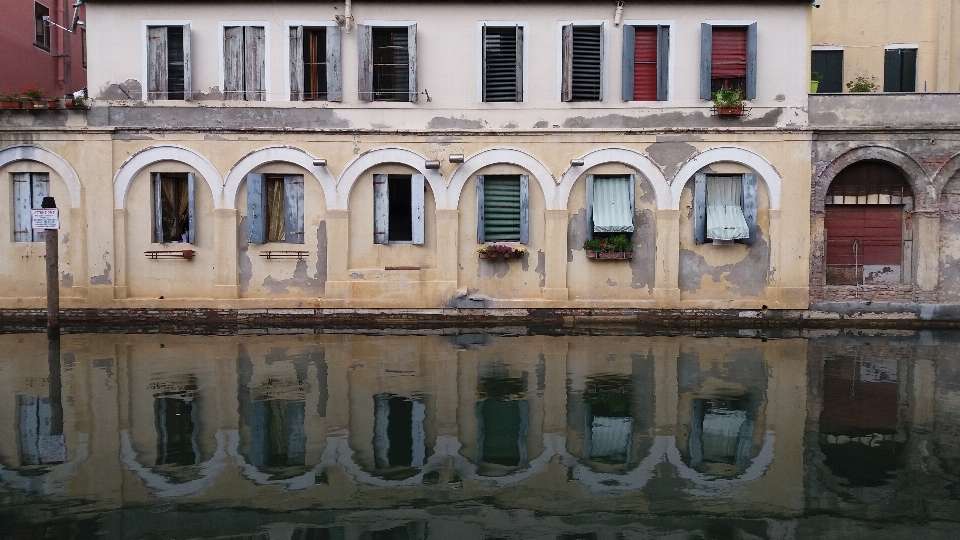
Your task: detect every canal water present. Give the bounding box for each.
[2,330,960,539]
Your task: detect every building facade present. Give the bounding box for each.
[0,0,87,97]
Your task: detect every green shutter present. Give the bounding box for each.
[483,175,522,242]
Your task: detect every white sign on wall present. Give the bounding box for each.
[31,208,60,230]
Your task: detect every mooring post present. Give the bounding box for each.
[41,197,59,330]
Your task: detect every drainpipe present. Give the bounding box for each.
[57,0,66,91]
[345,0,353,33]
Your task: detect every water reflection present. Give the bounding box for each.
[1,332,959,538]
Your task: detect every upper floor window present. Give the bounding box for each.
[359,24,417,102]
[34,2,50,51]
[374,174,425,244]
[622,25,669,101]
[151,172,195,244]
[700,23,757,100]
[811,49,843,93]
[586,174,635,239]
[146,25,191,100]
[246,173,305,244]
[482,25,523,102]
[884,47,917,92]
[223,25,265,101]
[692,173,758,245]
[477,174,529,244]
[562,24,603,102]
[12,172,49,243]
[289,25,342,101]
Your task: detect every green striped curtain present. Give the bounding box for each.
[483,176,521,241]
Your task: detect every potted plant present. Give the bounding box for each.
[0,93,23,110]
[583,234,634,260]
[846,76,879,93]
[811,71,823,93]
[477,244,526,260]
[711,87,745,117]
[22,86,45,108]
[67,95,88,110]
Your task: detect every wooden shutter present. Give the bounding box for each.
[326,25,343,101]
[357,24,373,101]
[569,25,602,101]
[621,25,634,101]
[745,23,757,100]
[223,26,244,99]
[561,24,573,102]
[245,26,266,101]
[182,24,192,99]
[484,26,522,102]
[476,175,485,243]
[656,26,669,101]
[633,27,658,101]
[246,173,266,243]
[585,174,595,240]
[741,173,758,244]
[519,174,530,244]
[693,173,707,245]
[901,49,917,92]
[290,26,304,100]
[407,24,418,102]
[12,173,31,242]
[411,174,425,245]
[186,173,196,244]
[699,23,712,100]
[147,26,168,99]
[29,173,49,242]
[812,50,843,93]
[152,173,164,243]
[373,174,389,244]
[284,175,305,244]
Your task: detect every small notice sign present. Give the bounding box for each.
[31,208,60,230]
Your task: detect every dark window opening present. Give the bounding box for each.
[372,27,409,102]
[157,174,190,243]
[388,175,413,242]
[303,27,328,100]
[711,27,747,94]
[483,26,522,102]
[568,25,602,101]
[155,396,199,466]
[812,50,843,93]
[884,48,917,92]
[166,26,185,100]
[35,2,50,51]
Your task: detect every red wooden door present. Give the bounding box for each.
[825,205,902,285]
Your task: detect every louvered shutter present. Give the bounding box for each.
[245,26,266,101]
[741,173,758,244]
[152,173,164,243]
[745,23,757,100]
[476,175,485,243]
[482,176,522,242]
[284,175,305,244]
[12,173,31,242]
[519,174,529,244]
[656,26,669,101]
[483,26,521,102]
[147,26,168,99]
[567,25,602,101]
[407,24,418,102]
[699,23,712,100]
[326,25,343,101]
[374,174,389,244]
[633,27,658,101]
[247,173,266,243]
[182,24,192,99]
[357,24,373,101]
[621,25,634,101]
[694,173,707,245]
[31,174,49,243]
[186,172,196,244]
[290,26,304,100]
[223,26,244,100]
[411,174,425,245]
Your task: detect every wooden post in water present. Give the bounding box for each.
[41,197,59,330]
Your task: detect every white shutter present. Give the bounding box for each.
[12,173,31,242]
[373,174,389,244]
[411,174,425,245]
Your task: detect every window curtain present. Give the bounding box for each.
[593,177,634,233]
[706,176,749,240]
[266,178,286,242]
[160,177,190,242]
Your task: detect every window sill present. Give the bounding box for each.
[34,43,51,53]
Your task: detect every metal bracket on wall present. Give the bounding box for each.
[259,251,308,261]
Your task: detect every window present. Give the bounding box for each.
[692,173,758,245]
[34,2,50,51]
[249,400,306,469]
[562,24,603,102]
[155,395,199,466]
[12,172,49,242]
[289,25,342,101]
[151,172,195,244]
[482,25,523,102]
[146,25,191,100]
[811,49,843,93]
[374,174,425,244]
[373,394,426,470]
[884,47,917,92]
[622,25,669,101]
[358,25,417,102]
[223,25,265,101]
[18,395,65,466]
[81,28,87,69]
[246,173,304,244]
[585,175,634,239]
[700,23,757,100]
[476,174,529,243]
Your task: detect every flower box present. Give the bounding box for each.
[715,105,744,117]
[477,244,525,259]
[1,100,22,110]
[479,251,523,260]
[586,250,633,260]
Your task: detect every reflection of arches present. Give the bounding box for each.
[0,433,88,496]
[334,147,445,210]
[0,144,82,207]
[568,436,667,493]
[113,145,223,209]
[666,431,776,497]
[447,148,556,210]
[222,146,336,210]
[229,430,330,490]
[814,146,929,212]
[671,147,783,210]
[120,429,228,498]
[555,147,668,209]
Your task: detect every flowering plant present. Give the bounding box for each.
[477,244,526,258]
[583,234,633,253]
[22,86,44,100]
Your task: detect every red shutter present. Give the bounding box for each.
[633,27,657,101]
[711,27,747,78]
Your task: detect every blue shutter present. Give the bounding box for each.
[411,174,425,245]
[186,172,196,244]
[745,22,758,100]
[694,173,707,245]
[357,25,373,101]
[12,173,31,242]
[152,173,164,243]
[700,23,712,100]
[741,173,758,245]
[519,174,530,244]
[621,25,635,101]
[657,26,670,101]
[283,175,304,244]
[30,173,49,242]
[585,174,595,240]
[246,173,266,243]
[373,174,389,244]
[326,25,343,102]
[407,24,418,102]
[476,175,485,243]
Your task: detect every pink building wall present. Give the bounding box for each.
[0,0,87,97]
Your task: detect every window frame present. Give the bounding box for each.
[883,45,918,93]
[699,21,757,101]
[811,47,843,93]
[476,174,530,244]
[622,20,673,102]
[246,173,305,244]
[151,172,196,244]
[477,21,528,103]
[693,172,758,245]
[373,173,425,245]
[34,2,50,52]
[219,21,271,102]
[358,21,418,103]
[585,174,635,240]
[285,20,342,102]
[558,20,606,102]
[142,20,192,101]
[12,172,49,243]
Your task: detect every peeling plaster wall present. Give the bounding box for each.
[939,176,960,300]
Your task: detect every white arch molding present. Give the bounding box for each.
[112,145,224,209]
[448,148,557,210]
[120,429,230,498]
[334,147,446,210]
[670,147,783,210]
[0,144,82,207]
[223,146,337,210]
[556,147,670,209]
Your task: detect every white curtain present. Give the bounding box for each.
[593,177,634,233]
[706,176,749,240]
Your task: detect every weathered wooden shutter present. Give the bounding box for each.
[182,24,192,99]
[585,174,595,240]
[564,25,602,101]
[25,173,49,242]
[152,173,164,243]
[519,174,530,244]
[407,23,418,102]
[657,26,669,101]
[515,26,524,102]
[186,172,196,244]
[147,26,168,99]
[373,174,389,244]
[476,175,485,243]
[284,175,305,244]
[290,26,304,100]
[621,25,634,101]
[12,173,31,242]
[694,173,707,245]
[411,174,425,245]
[745,23,757,100]
[326,25,343,101]
[245,26,266,101]
[357,24,373,101]
[699,23,712,100]
[483,26,522,102]
[561,24,574,102]
[246,173,266,243]
[741,173,758,244]
[223,26,244,99]
[901,49,917,92]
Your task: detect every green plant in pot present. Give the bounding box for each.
[583,234,634,260]
[711,87,745,116]
[846,76,879,93]
[811,71,823,93]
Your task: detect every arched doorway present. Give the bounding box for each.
[824,161,913,286]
